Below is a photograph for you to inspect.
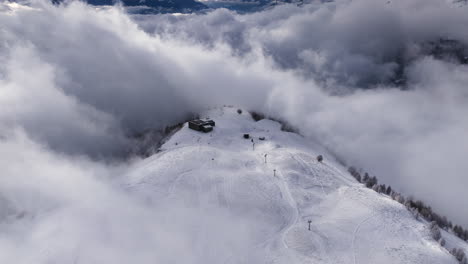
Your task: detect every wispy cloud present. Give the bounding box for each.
[0,2,467,262]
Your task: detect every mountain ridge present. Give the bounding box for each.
[122,106,465,263]
[51,0,207,13]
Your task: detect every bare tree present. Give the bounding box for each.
[316,155,323,162]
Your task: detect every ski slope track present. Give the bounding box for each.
[123,107,465,264]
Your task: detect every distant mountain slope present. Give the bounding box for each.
[52,0,207,13]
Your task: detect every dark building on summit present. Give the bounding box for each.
[188,119,215,133]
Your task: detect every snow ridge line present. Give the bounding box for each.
[222,167,299,264]
[275,169,300,250]
[289,153,333,263]
[292,154,327,196]
[352,213,377,264]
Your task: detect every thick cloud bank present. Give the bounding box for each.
[1,0,468,260]
[0,132,258,263]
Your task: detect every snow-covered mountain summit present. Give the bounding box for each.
[123,106,463,264]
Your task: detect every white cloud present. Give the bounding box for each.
[0,0,467,253]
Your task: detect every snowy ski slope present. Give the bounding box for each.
[124,107,460,264]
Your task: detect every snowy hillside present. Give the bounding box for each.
[123,107,461,264]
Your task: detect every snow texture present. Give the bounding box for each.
[123,107,460,264]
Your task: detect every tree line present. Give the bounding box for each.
[348,166,468,264]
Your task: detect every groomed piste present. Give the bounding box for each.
[125,107,460,264]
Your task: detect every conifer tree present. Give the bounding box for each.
[386,185,392,195]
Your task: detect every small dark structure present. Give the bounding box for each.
[259,136,265,141]
[317,155,323,163]
[243,134,250,139]
[204,119,215,126]
[189,119,215,133]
